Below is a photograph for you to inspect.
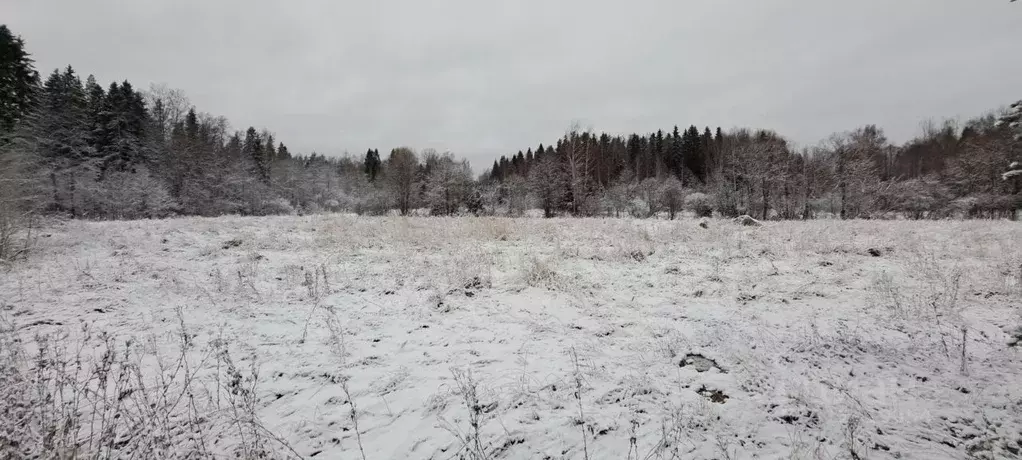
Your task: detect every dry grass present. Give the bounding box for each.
[0,311,299,459]
[2,215,1021,459]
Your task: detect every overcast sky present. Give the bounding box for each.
[8,0,1021,169]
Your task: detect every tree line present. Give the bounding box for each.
[2,23,1021,224]
[0,25,485,220]
[484,116,1021,220]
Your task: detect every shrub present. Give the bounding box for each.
[73,167,179,219]
[659,177,685,220]
[257,197,296,215]
[0,144,42,260]
[685,193,714,218]
[354,191,391,216]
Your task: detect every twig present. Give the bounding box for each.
[325,308,368,460]
[960,326,969,376]
[341,375,368,460]
[451,367,488,460]
[569,347,590,460]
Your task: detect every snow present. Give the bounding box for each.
[3,215,1022,459]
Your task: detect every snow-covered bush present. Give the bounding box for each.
[944,193,1018,219]
[75,167,178,219]
[685,192,714,218]
[0,146,40,261]
[876,178,951,219]
[520,256,559,289]
[354,190,391,216]
[634,178,662,218]
[659,177,685,220]
[949,196,981,218]
[601,182,633,218]
[323,199,342,212]
[257,197,295,216]
[628,197,649,218]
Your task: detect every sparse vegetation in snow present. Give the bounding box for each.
[1,215,1021,459]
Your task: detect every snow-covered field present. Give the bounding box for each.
[2,215,1021,459]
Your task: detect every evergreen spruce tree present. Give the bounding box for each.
[627,134,643,178]
[83,75,105,146]
[667,126,683,179]
[242,127,257,161]
[225,132,243,159]
[264,133,276,162]
[146,97,168,157]
[364,148,381,182]
[512,150,524,175]
[32,67,91,213]
[0,25,40,139]
[243,127,267,182]
[94,80,149,174]
[653,129,665,176]
[681,125,705,183]
[148,97,166,141]
[184,108,199,141]
[597,133,612,185]
[701,127,715,179]
[499,156,510,178]
[490,160,501,181]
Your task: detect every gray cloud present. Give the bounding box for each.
[9,0,1021,170]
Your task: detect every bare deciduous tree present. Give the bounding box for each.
[145,83,191,140]
[503,175,530,217]
[387,147,419,215]
[635,177,662,218]
[603,168,634,218]
[424,152,472,216]
[659,176,685,220]
[563,124,595,216]
[529,154,566,218]
[825,126,884,219]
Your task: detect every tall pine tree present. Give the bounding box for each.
[32,67,91,213]
[264,133,276,163]
[243,127,268,183]
[667,126,683,180]
[83,75,105,144]
[364,148,381,182]
[94,80,149,175]
[0,25,39,139]
[681,125,705,183]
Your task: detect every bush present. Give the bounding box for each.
[0,205,33,262]
[76,167,178,219]
[659,177,685,220]
[0,145,43,260]
[354,191,391,216]
[949,196,979,218]
[685,193,714,218]
[323,199,342,212]
[628,197,649,218]
[257,197,295,216]
[875,178,951,219]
